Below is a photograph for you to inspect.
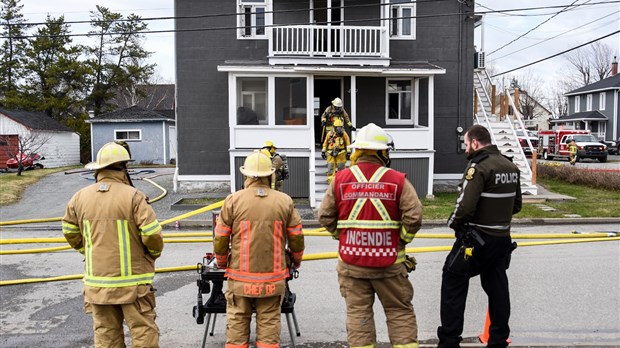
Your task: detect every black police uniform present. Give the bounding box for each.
[438,145,522,348]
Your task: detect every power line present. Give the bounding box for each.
[491,30,620,77]
[487,0,587,56]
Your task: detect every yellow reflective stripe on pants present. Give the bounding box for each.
[350,344,376,348]
[393,343,419,348]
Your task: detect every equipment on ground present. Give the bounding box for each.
[192,252,301,348]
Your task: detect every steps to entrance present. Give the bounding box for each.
[314,152,329,207]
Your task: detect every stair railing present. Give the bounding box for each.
[505,89,533,179]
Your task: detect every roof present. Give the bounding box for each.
[0,108,74,132]
[218,60,446,75]
[550,110,608,122]
[565,74,620,96]
[87,105,175,123]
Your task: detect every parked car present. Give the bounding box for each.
[6,153,45,170]
[516,130,539,158]
[601,140,618,155]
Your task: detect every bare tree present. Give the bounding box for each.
[548,85,569,118]
[564,41,615,90]
[1,131,50,175]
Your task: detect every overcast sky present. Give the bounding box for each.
[18,0,620,94]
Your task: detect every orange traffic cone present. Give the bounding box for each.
[478,308,512,345]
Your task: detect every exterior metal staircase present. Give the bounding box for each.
[474,69,537,195]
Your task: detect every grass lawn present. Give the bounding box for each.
[0,166,80,206]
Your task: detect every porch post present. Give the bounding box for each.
[351,75,357,129]
[427,75,435,196]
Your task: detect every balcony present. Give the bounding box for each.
[268,25,390,67]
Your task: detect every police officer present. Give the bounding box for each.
[214,150,305,348]
[62,142,164,348]
[437,125,522,348]
[320,97,354,143]
[321,118,351,183]
[262,140,289,191]
[318,123,423,348]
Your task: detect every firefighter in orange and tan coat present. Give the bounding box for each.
[318,123,423,348]
[214,150,305,348]
[62,142,164,348]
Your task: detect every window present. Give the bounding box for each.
[115,130,141,141]
[237,77,267,125]
[386,79,413,124]
[275,77,307,125]
[599,92,606,110]
[238,0,269,38]
[574,95,580,112]
[389,0,415,39]
[586,94,592,111]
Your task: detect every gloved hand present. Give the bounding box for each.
[403,255,417,273]
[346,152,351,160]
[349,125,356,131]
[321,151,327,160]
[321,120,327,127]
[292,260,301,270]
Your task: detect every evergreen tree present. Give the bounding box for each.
[0,0,31,105]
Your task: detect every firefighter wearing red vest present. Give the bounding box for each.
[214,150,305,348]
[322,118,351,183]
[62,142,164,348]
[318,123,423,348]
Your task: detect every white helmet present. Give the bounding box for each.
[85,142,132,170]
[349,123,391,150]
[239,150,275,178]
[332,97,343,107]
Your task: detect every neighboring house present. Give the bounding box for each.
[175,0,476,205]
[0,108,81,168]
[505,89,553,131]
[86,106,176,165]
[556,70,620,140]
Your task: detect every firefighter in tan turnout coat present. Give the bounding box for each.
[318,123,423,348]
[214,150,305,348]
[62,142,164,348]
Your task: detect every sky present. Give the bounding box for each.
[17,0,620,96]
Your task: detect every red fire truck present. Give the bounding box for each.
[538,129,607,162]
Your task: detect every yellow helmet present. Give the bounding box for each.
[240,150,275,178]
[333,118,344,127]
[264,140,275,149]
[260,149,272,157]
[85,142,132,170]
[332,97,343,107]
[349,123,390,150]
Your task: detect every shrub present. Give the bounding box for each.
[537,164,620,191]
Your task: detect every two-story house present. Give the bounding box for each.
[174,0,476,206]
[554,62,620,141]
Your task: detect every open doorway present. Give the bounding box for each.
[314,78,342,147]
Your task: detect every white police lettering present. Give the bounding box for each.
[345,230,393,246]
[495,172,519,184]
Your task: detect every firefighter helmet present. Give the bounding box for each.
[240,150,275,178]
[349,123,391,150]
[332,97,343,107]
[85,142,132,170]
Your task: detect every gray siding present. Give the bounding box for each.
[91,122,168,164]
[390,158,429,198]
[234,156,309,198]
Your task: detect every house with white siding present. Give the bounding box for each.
[0,108,81,168]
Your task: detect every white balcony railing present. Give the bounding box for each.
[268,25,390,66]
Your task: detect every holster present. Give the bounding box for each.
[505,241,518,269]
[445,243,470,275]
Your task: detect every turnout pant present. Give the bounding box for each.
[438,233,513,348]
[326,152,347,183]
[89,292,159,348]
[224,292,283,348]
[338,267,418,348]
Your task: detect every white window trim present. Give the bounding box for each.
[586,94,592,111]
[233,74,311,127]
[385,78,417,126]
[388,1,416,40]
[237,0,272,40]
[574,95,580,112]
[114,129,142,141]
[599,92,606,110]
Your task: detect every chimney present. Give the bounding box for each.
[88,110,95,118]
[612,56,618,76]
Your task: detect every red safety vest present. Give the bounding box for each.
[334,162,405,267]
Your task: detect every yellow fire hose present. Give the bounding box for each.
[138,177,167,204]
[1,236,618,287]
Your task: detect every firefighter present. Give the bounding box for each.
[438,125,521,348]
[320,97,354,143]
[62,142,164,348]
[318,123,423,348]
[321,118,351,184]
[214,150,305,348]
[262,140,289,191]
[568,139,578,165]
